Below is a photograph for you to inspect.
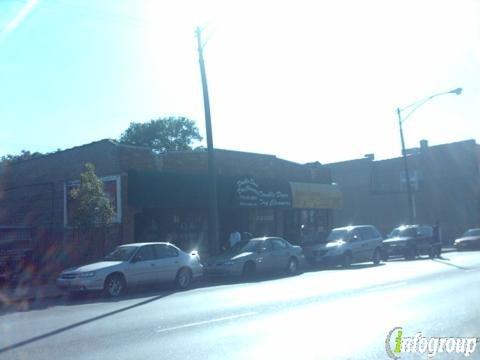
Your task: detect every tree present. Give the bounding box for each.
[119,116,203,153]
[70,163,115,260]
[1,148,62,163]
[1,150,43,163]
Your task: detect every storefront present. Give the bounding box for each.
[128,170,342,254]
[289,182,342,244]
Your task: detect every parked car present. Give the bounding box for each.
[303,225,383,268]
[56,242,203,297]
[382,225,441,260]
[454,228,480,251]
[203,237,304,278]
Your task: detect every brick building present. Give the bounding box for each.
[324,139,480,243]
[0,139,341,277]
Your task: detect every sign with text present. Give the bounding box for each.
[235,178,291,208]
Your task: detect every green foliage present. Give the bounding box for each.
[119,116,203,153]
[1,150,43,163]
[70,163,115,230]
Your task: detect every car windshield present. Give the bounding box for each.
[390,227,417,238]
[326,229,349,242]
[104,246,137,261]
[389,229,400,238]
[227,239,265,254]
[464,229,480,237]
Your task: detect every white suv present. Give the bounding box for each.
[305,225,383,268]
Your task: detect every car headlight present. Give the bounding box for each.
[326,240,346,248]
[79,271,96,278]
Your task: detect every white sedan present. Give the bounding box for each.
[56,242,203,297]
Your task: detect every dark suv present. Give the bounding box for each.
[382,225,441,260]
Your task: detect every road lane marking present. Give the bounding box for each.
[156,312,257,333]
[365,282,407,293]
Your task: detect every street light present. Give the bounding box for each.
[396,87,462,224]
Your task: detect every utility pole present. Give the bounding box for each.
[196,26,220,255]
[397,107,414,224]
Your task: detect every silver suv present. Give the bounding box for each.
[305,225,383,268]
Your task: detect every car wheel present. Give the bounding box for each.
[104,274,126,298]
[286,257,298,275]
[242,261,256,279]
[176,268,192,289]
[372,249,381,265]
[342,252,352,268]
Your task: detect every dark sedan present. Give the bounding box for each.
[454,229,480,251]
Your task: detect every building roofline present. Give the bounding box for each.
[158,147,307,166]
[158,147,277,158]
[325,157,372,166]
[1,139,308,168]
[0,139,120,167]
[326,139,477,166]
[108,140,154,151]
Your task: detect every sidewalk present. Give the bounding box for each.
[0,282,62,306]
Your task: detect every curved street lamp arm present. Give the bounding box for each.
[400,97,435,123]
[399,87,462,124]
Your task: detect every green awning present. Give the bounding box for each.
[128,170,234,208]
[128,171,293,209]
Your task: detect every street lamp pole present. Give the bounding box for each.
[397,107,415,224]
[396,87,462,224]
[196,26,220,255]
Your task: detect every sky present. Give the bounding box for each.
[0,0,479,164]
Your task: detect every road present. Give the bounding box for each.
[1,251,479,360]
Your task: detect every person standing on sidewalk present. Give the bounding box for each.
[433,220,442,258]
[433,220,441,244]
[229,230,241,248]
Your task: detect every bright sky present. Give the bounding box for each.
[0,0,479,164]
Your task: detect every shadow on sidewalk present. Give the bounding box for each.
[0,268,310,315]
[0,280,193,315]
[0,289,175,355]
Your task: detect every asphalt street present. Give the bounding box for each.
[1,251,479,360]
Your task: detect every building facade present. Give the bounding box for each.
[0,140,341,277]
[325,139,480,243]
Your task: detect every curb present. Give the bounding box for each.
[0,285,63,305]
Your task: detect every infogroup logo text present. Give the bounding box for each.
[385,327,478,359]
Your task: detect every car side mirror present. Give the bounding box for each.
[131,255,142,263]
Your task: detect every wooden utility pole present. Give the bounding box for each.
[196,27,220,255]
